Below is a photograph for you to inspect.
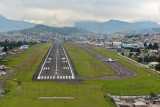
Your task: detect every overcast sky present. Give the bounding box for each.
[0,0,160,27]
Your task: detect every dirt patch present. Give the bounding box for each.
[16,86,21,90]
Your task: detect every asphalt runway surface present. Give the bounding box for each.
[75,43,139,80]
[33,42,76,81]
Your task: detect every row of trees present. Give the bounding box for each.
[144,42,159,50]
[137,56,160,63]
[1,39,36,52]
[130,48,141,53]
[137,56,160,70]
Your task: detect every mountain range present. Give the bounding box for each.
[0,15,36,32]
[75,20,160,34]
[115,27,160,36]
[1,14,160,35]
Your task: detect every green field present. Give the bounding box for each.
[1,42,160,107]
[63,43,115,77]
[0,43,116,107]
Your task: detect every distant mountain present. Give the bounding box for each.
[75,20,160,34]
[0,15,36,32]
[116,27,160,36]
[19,24,91,35]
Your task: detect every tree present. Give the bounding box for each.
[155,64,160,71]
[150,56,157,62]
[3,45,7,52]
[9,44,13,50]
[5,39,8,44]
[130,48,134,52]
[157,56,160,63]
[121,52,125,55]
[144,56,150,63]
[117,49,120,52]
[149,43,152,49]
[137,57,143,63]
[153,43,159,50]
[129,53,133,57]
[144,42,147,47]
[136,48,141,53]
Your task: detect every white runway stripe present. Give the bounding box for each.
[44,76,46,79]
[37,76,40,79]
[72,76,75,79]
[41,76,43,79]
[68,76,71,79]
[50,76,52,79]
[47,76,49,79]
[53,76,55,79]
[57,76,59,79]
[63,76,65,79]
[66,76,68,79]
[60,76,62,79]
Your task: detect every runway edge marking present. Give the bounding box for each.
[61,44,75,79]
[37,44,53,79]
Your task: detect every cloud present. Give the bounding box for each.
[0,0,160,26]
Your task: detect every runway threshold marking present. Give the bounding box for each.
[61,44,75,79]
[37,44,53,79]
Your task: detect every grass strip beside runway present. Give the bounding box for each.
[63,42,115,77]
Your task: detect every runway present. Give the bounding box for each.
[34,42,75,80]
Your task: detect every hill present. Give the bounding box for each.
[75,20,160,34]
[0,15,36,32]
[19,24,91,35]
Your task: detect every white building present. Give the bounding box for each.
[19,45,28,50]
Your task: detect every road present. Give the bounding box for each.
[35,42,75,80]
